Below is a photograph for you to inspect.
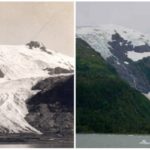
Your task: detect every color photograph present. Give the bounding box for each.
[76,2,150,148]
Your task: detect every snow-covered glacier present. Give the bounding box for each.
[0,42,73,134]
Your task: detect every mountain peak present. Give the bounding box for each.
[78,24,139,32]
[26,41,46,51]
[77,24,146,38]
[77,24,150,59]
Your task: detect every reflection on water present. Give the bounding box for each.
[77,134,150,148]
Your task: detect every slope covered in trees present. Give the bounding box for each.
[77,38,150,134]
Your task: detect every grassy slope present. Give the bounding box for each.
[76,38,150,134]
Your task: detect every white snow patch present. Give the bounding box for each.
[77,27,113,59]
[99,24,150,47]
[124,61,129,64]
[116,61,120,65]
[119,42,123,46]
[0,45,73,81]
[127,51,150,61]
[144,92,150,100]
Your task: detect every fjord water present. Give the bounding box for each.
[0,134,73,148]
[77,134,150,148]
[0,141,73,148]
[0,139,73,148]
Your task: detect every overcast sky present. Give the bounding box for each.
[77,2,150,35]
[0,2,74,56]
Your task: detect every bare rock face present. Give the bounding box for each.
[0,69,4,78]
[25,75,74,134]
[44,67,73,75]
[77,25,150,95]
[26,41,46,50]
[26,41,52,55]
[107,32,150,93]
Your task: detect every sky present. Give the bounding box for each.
[77,2,150,35]
[0,2,74,57]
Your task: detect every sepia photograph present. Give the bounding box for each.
[0,2,74,148]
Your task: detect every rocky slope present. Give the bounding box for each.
[77,25,150,98]
[26,75,73,134]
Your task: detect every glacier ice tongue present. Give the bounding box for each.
[0,77,43,134]
[0,44,74,134]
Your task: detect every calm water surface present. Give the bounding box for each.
[0,134,73,148]
[77,134,150,148]
[0,142,72,148]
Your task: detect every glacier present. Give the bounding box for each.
[0,43,73,134]
[77,24,150,60]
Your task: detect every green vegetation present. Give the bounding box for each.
[76,38,150,134]
[136,57,150,83]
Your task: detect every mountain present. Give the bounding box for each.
[77,25,150,98]
[0,41,73,134]
[26,75,73,134]
[76,26,150,134]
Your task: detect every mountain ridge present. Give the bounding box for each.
[77,25,150,98]
[76,37,150,134]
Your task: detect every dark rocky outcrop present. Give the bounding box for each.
[26,41,45,49]
[107,32,150,93]
[26,75,74,134]
[0,69,4,78]
[44,67,73,75]
[26,41,52,55]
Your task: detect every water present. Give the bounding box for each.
[0,134,73,148]
[0,144,67,148]
[0,142,72,148]
[0,139,73,148]
[77,134,150,148]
